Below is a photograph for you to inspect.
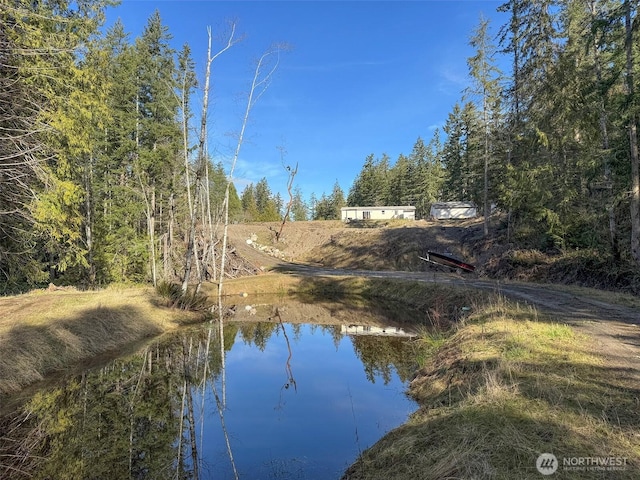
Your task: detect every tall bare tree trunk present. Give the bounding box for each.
[182,34,213,294]
[182,26,236,295]
[150,186,157,286]
[483,104,490,238]
[164,192,175,279]
[625,1,640,265]
[84,155,96,285]
[219,44,284,296]
[276,160,298,241]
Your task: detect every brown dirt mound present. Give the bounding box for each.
[227,219,485,272]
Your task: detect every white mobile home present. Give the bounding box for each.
[430,202,477,220]
[340,205,416,222]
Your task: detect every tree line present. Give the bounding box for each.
[344,0,640,268]
[2,0,640,293]
[0,2,295,292]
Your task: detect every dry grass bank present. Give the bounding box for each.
[0,286,199,397]
[343,297,640,479]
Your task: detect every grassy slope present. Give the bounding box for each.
[342,295,640,479]
[0,286,199,396]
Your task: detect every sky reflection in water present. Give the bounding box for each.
[203,321,417,479]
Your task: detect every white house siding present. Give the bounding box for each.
[340,325,417,337]
[430,202,477,220]
[340,206,416,222]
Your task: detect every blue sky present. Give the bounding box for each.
[105,1,508,202]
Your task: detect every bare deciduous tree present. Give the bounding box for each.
[218,43,286,297]
[181,24,238,294]
[276,152,299,242]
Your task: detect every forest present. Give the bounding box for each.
[1,0,640,293]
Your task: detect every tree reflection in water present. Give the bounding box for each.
[0,300,418,479]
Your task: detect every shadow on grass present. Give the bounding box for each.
[0,304,165,398]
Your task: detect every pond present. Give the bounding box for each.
[0,297,420,479]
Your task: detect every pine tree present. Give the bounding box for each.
[291,187,309,221]
[134,11,181,285]
[4,0,113,285]
[0,5,47,288]
[347,154,390,206]
[388,154,410,206]
[442,103,480,203]
[406,136,445,218]
[241,184,259,221]
[425,130,446,204]
[622,0,640,265]
[254,178,280,221]
[347,154,375,206]
[467,15,504,236]
[98,20,148,282]
[329,181,346,219]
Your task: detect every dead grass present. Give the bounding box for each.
[343,296,640,479]
[0,286,199,396]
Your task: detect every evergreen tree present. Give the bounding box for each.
[388,154,411,206]
[467,15,503,236]
[313,181,345,220]
[442,103,470,201]
[425,130,446,203]
[0,5,47,288]
[254,177,280,221]
[291,186,309,221]
[98,20,148,282]
[407,136,444,218]
[241,184,259,221]
[347,154,390,206]
[134,11,181,285]
[227,182,243,222]
[329,181,346,218]
[2,0,113,286]
[314,193,332,220]
[308,192,318,220]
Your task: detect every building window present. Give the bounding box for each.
[363,211,371,220]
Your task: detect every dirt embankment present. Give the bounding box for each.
[227,218,486,273]
[228,218,640,294]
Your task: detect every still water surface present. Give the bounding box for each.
[1,299,419,479]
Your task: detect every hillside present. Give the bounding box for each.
[227,218,487,273]
[226,218,640,294]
